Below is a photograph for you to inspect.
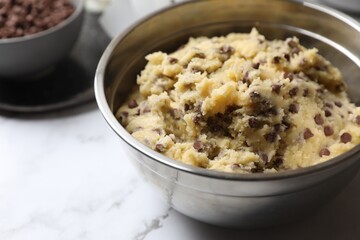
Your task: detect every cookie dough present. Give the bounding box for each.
[116,28,360,173]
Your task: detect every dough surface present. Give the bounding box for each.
[117,29,360,173]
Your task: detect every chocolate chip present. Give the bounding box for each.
[340,132,352,143]
[273,157,284,168]
[304,128,314,140]
[288,40,300,55]
[282,118,291,130]
[274,123,282,132]
[194,52,206,59]
[356,116,360,125]
[219,45,235,54]
[248,118,261,128]
[193,112,203,124]
[128,99,138,108]
[283,72,294,81]
[184,103,191,111]
[193,140,204,152]
[251,162,264,173]
[168,57,178,64]
[324,109,332,117]
[289,103,299,113]
[118,111,128,123]
[119,111,128,118]
[191,66,204,74]
[325,102,333,109]
[288,40,297,48]
[315,65,327,71]
[335,84,344,93]
[284,53,290,62]
[264,132,277,143]
[289,87,298,97]
[303,88,309,97]
[334,101,342,108]
[319,148,330,157]
[242,71,250,86]
[169,108,181,120]
[324,126,334,136]
[272,84,281,94]
[316,88,325,94]
[153,128,163,135]
[259,153,268,162]
[225,105,239,114]
[155,144,166,153]
[250,91,261,99]
[273,56,281,64]
[231,163,241,170]
[252,62,260,69]
[143,107,151,114]
[269,107,278,116]
[314,114,324,125]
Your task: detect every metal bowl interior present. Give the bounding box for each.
[0,0,84,78]
[95,0,360,227]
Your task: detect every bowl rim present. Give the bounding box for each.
[95,0,360,181]
[0,0,84,44]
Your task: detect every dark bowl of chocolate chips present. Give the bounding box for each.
[0,0,84,78]
[95,0,360,228]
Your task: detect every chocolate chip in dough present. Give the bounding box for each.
[193,140,205,152]
[319,148,330,157]
[128,99,138,108]
[252,62,260,69]
[303,88,309,97]
[194,52,206,59]
[283,72,294,81]
[284,54,290,62]
[289,103,299,113]
[334,101,343,108]
[264,132,277,143]
[324,109,332,117]
[272,84,281,94]
[314,114,324,125]
[155,144,166,153]
[324,126,334,136]
[340,132,352,144]
[273,157,284,168]
[219,45,235,54]
[259,153,269,163]
[289,87,298,97]
[168,57,178,64]
[248,118,261,129]
[273,56,281,64]
[325,102,333,109]
[304,128,314,140]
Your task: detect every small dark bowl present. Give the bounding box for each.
[0,0,84,79]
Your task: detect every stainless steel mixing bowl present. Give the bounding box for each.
[95,0,360,228]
